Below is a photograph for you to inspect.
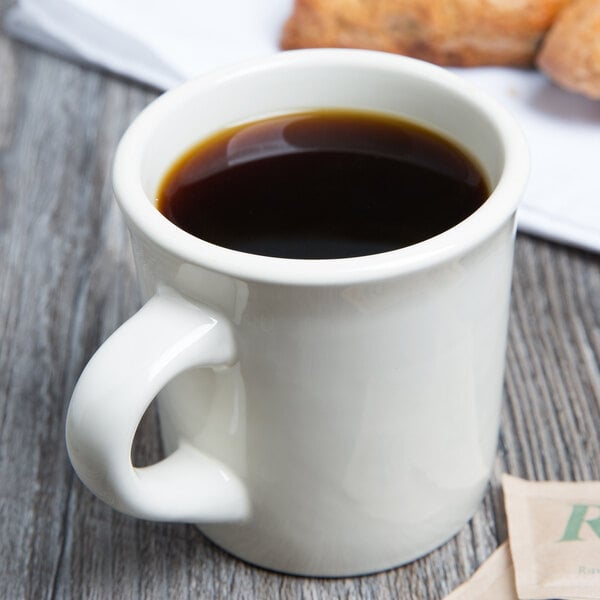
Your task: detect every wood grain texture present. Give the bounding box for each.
[0,2,598,597]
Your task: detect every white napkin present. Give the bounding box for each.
[6,0,600,253]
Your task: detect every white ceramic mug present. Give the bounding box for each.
[66,49,528,577]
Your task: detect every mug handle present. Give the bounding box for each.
[66,289,249,522]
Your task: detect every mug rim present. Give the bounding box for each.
[113,49,529,286]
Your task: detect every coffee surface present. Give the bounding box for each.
[157,110,488,259]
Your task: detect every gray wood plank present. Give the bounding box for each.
[0,4,598,597]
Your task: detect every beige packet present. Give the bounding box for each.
[444,543,518,599]
[503,474,600,600]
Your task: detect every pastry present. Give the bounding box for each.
[537,0,600,99]
[281,0,570,67]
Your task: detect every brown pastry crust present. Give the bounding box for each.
[537,0,600,99]
[281,0,570,67]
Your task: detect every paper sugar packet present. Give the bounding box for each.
[503,474,600,600]
[444,542,518,599]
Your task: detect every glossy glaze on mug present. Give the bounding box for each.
[67,50,528,576]
[136,222,514,575]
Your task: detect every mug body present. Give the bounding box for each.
[114,49,528,576]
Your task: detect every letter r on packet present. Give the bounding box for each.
[503,474,600,600]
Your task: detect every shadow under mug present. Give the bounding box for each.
[66,49,528,577]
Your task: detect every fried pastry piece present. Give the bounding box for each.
[281,0,570,67]
[537,0,600,99]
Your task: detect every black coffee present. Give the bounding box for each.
[157,110,488,259]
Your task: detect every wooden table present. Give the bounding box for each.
[1,5,598,597]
